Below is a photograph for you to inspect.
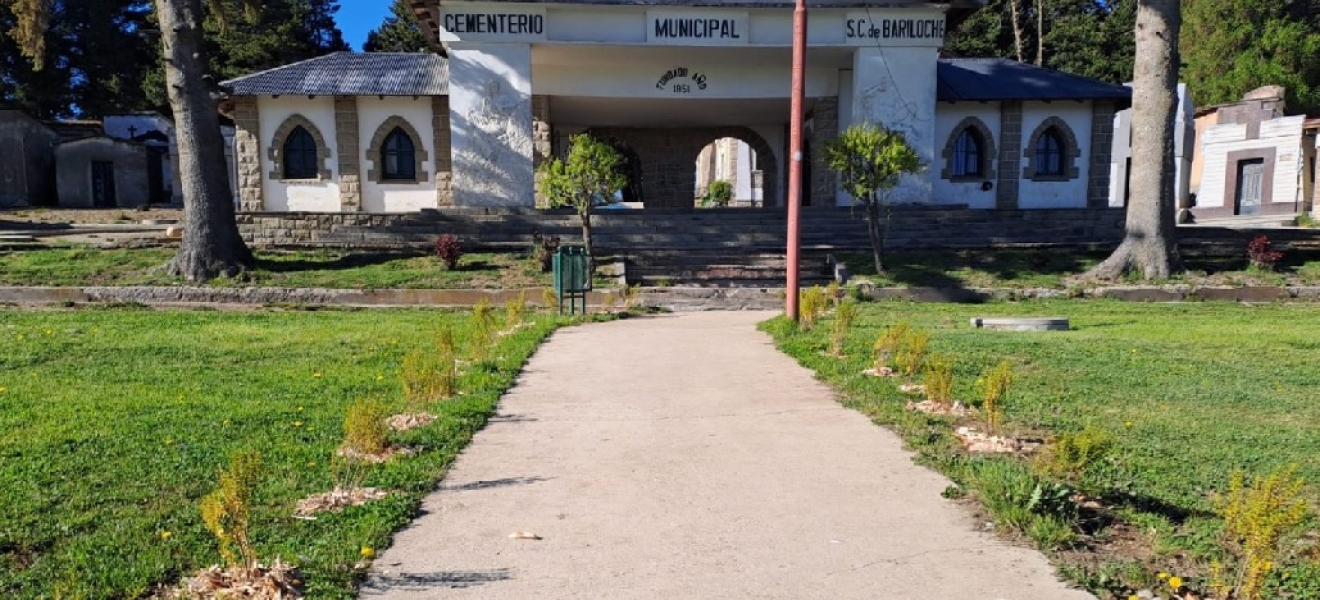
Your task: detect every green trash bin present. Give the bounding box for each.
[553,246,591,315]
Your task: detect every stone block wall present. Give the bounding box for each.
[334,96,362,212]
[1087,101,1116,208]
[232,97,264,212]
[431,96,454,207]
[809,97,839,205]
[995,102,1023,209]
[532,95,552,207]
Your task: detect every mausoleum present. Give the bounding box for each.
[222,0,1132,214]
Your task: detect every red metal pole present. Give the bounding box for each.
[785,0,807,321]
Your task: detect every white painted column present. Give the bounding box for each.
[448,42,535,207]
[851,47,938,203]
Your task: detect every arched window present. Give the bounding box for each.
[282,126,319,180]
[1035,128,1065,177]
[367,116,428,184]
[952,129,982,178]
[267,114,330,181]
[382,128,416,181]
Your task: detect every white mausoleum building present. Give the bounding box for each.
[222,0,1131,213]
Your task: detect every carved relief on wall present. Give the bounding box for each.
[454,79,534,206]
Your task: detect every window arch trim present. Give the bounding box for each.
[940,116,997,182]
[267,114,331,181]
[1023,117,1081,182]
[367,116,429,184]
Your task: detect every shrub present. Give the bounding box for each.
[434,234,462,270]
[1247,235,1284,270]
[530,230,561,272]
[343,398,390,456]
[872,322,910,370]
[470,300,497,362]
[400,327,457,406]
[829,299,859,356]
[702,180,733,207]
[976,360,1014,433]
[1036,426,1114,482]
[798,286,828,330]
[505,291,527,329]
[199,451,263,568]
[966,459,1077,550]
[923,353,956,404]
[1214,465,1312,600]
[894,329,929,381]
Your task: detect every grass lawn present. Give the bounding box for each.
[0,247,558,289]
[0,306,570,599]
[763,300,1320,598]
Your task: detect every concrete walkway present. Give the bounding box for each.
[361,312,1095,599]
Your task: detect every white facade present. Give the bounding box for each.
[358,97,440,212]
[1198,115,1309,218]
[932,104,1000,209]
[259,96,340,212]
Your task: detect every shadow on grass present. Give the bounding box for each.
[1106,491,1215,526]
[837,248,1105,292]
[253,251,428,274]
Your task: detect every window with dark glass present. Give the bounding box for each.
[382,128,416,181]
[952,129,982,177]
[1035,129,1065,176]
[282,126,318,179]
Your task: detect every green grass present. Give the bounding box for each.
[0,307,573,599]
[839,247,1320,288]
[762,300,1320,598]
[0,247,556,289]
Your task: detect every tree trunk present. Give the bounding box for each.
[1087,0,1182,280]
[1008,0,1026,62]
[864,199,885,275]
[157,0,253,281]
[579,208,595,276]
[1035,0,1044,65]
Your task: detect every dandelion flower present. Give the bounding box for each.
[361,546,376,559]
[161,531,172,541]
[376,375,384,382]
[293,421,303,428]
[313,372,322,378]
[1128,596,1139,600]
[1157,572,1169,580]
[1168,576,1182,589]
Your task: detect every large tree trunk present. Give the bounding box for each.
[157,0,253,281]
[864,199,885,275]
[1087,0,1182,280]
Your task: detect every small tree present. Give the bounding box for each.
[823,123,924,275]
[536,134,626,270]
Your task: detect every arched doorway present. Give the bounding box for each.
[690,127,779,209]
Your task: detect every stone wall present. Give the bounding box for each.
[995,102,1023,209]
[232,97,264,211]
[236,206,1126,251]
[334,96,362,211]
[808,97,839,205]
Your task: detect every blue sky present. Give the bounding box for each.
[335,3,394,51]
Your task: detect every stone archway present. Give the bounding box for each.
[585,126,779,209]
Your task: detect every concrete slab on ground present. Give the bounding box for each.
[361,312,1095,600]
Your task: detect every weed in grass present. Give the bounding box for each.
[975,360,1014,434]
[1214,465,1312,600]
[329,452,373,494]
[505,291,528,329]
[199,451,263,568]
[343,399,390,456]
[1035,427,1114,483]
[399,328,457,406]
[872,322,910,371]
[922,353,955,404]
[542,287,558,311]
[967,459,1077,549]
[798,286,828,331]
[1296,213,1318,228]
[825,280,841,308]
[470,300,497,362]
[894,328,929,381]
[828,299,859,356]
[603,292,617,311]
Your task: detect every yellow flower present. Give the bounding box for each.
[1158,572,1169,580]
[222,419,231,427]
[161,531,172,541]
[1128,596,1140,600]
[360,546,375,559]
[1123,421,1134,429]
[296,406,304,412]
[313,372,322,378]
[376,375,384,382]
[1168,576,1182,589]
[293,421,303,428]
[0,387,6,393]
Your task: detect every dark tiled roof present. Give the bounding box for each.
[937,58,1132,107]
[224,52,448,97]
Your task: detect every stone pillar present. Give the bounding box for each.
[995,101,1023,210]
[232,97,264,212]
[1087,101,1116,208]
[532,95,552,207]
[809,96,839,206]
[852,47,937,203]
[448,42,535,207]
[334,96,362,212]
[431,96,454,206]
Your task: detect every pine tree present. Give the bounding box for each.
[364,0,427,53]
